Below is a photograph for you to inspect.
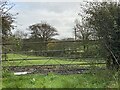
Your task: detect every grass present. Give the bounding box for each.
[0,78,2,90]
[2,70,119,88]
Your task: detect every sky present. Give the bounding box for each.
[9,0,118,39]
[9,1,83,39]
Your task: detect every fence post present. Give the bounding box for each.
[0,16,2,89]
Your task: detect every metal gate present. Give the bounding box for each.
[2,40,106,75]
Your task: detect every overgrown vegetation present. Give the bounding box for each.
[2,70,119,88]
[79,1,120,70]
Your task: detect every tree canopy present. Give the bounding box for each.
[29,22,59,41]
[81,1,120,69]
[25,22,59,50]
[0,1,17,43]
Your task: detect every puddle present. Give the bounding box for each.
[14,71,31,75]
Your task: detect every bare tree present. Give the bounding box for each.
[74,19,92,51]
[14,30,28,39]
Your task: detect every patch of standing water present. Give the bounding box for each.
[14,71,31,75]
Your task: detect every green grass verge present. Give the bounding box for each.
[2,70,119,88]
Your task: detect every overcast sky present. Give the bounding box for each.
[10,0,117,39]
[9,1,83,39]
[10,0,117,38]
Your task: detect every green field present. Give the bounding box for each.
[2,54,105,67]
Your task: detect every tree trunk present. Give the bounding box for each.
[112,57,120,70]
[106,56,112,69]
